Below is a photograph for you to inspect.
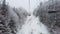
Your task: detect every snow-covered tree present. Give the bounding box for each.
[0,0,29,34]
[34,0,60,34]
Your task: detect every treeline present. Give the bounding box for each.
[33,0,60,33]
[0,0,29,34]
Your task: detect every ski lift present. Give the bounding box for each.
[48,10,59,13]
[48,0,60,13]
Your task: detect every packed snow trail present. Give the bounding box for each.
[17,14,50,34]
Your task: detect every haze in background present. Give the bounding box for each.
[6,0,42,13]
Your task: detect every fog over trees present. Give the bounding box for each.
[0,0,30,34]
[0,0,60,34]
[33,0,60,34]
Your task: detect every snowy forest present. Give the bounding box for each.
[0,0,60,34]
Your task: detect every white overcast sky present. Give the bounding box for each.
[6,0,48,13]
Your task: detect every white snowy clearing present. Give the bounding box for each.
[6,0,50,34]
[17,14,50,34]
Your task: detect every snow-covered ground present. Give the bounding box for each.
[6,0,50,34]
[17,14,50,34]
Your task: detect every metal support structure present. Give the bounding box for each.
[29,0,30,12]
